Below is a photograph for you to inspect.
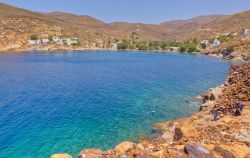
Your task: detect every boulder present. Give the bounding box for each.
[50,154,72,158]
[114,141,134,155]
[184,142,213,158]
[79,148,103,158]
[174,127,183,141]
[213,146,235,158]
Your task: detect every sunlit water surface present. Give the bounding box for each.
[0,51,230,158]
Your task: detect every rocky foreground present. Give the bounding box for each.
[52,63,250,158]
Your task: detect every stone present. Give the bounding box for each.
[152,150,166,158]
[174,127,184,141]
[114,141,134,154]
[79,148,103,158]
[213,146,235,158]
[50,154,72,158]
[184,142,213,158]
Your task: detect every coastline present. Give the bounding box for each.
[1,47,248,64]
[51,62,250,158]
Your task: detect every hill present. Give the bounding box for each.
[0,2,250,51]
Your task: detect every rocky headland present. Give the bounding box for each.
[51,63,250,158]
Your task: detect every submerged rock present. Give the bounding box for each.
[79,148,103,158]
[51,154,72,158]
[184,142,213,158]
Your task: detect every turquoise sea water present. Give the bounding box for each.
[0,51,230,158]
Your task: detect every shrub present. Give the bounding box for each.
[226,45,235,52]
[30,35,38,40]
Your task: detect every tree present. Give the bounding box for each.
[30,35,38,40]
[187,44,197,52]
[179,44,187,52]
[226,45,235,52]
[48,36,53,42]
[117,41,129,49]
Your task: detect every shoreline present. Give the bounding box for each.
[1,47,248,64]
[52,62,250,158]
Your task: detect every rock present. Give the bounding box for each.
[210,93,216,101]
[79,148,103,158]
[184,142,213,158]
[213,146,235,158]
[152,150,166,158]
[244,153,250,158]
[114,141,134,154]
[174,127,183,141]
[234,102,244,116]
[51,154,72,158]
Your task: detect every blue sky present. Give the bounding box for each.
[1,0,250,24]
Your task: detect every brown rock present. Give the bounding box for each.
[79,148,103,158]
[174,127,184,141]
[184,142,213,158]
[114,141,134,155]
[50,154,72,158]
[213,146,235,158]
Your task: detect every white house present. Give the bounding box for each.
[42,39,49,44]
[210,38,221,47]
[65,38,78,45]
[28,40,42,45]
[200,40,209,45]
[28,40,37,45]
[241,29,250,36]
[110,43,118,50]
[53,37,63,44]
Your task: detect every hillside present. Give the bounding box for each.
[0,3,110,51]
[0,2,250,51]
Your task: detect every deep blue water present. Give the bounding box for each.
[0,51,230,158]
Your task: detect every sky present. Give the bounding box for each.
[1,0,250,24]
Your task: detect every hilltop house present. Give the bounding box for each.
[210,38,221,47]
[241,29,250,36]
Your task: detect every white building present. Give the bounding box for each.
[28,40,41,45]
[110,43,118,50]
[53,37,63,44]
[42,39,49,44]
[210,38,221,47]
[65,38,79,45]
[200,40,209,45]
[241,29,250,36]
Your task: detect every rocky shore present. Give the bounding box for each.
[51,62,250,158]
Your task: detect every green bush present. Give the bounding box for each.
[226,45,235,52]
[117,42,129,49]
[30,35,38,40]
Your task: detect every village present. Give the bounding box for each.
[27,26,80,47]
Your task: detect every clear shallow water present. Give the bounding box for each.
[0,51,230,158]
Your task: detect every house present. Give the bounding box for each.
[42,39,49,44]
[28,40,41,45]
[65,38,79,45]
[200,40,209,45]
[210,38,221,47]
[241,29,250,36]
[28,40,37,45]
[110,43,118,50]
[53,37,63,44]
